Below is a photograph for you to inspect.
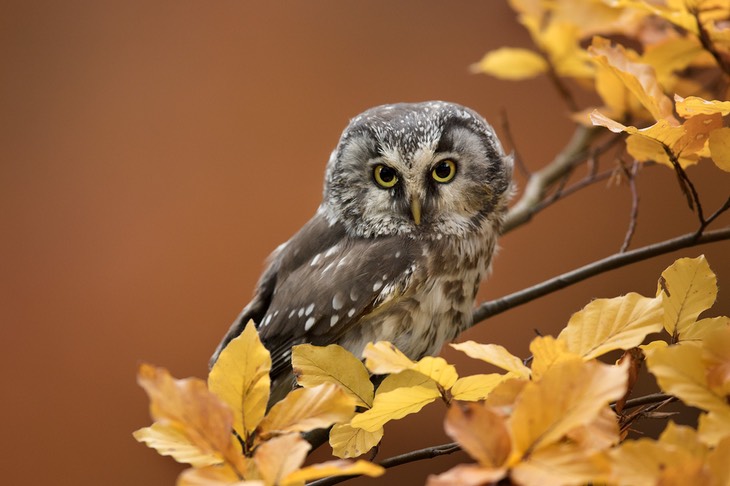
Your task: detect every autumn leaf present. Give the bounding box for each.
[363,341,458,388]
[450,374,509,402]
[412,356,459,389]
[709,127,730,172]
[698,408,730,446]
[589,36,677,123]
[680,316,730,342]
[510,444,611,486]
[375,368,434,395]
[208,320,271,442]
[292,344,373,408]
[646,343,729,414]
[675,95,730,117]
[282,460,384,484]
[350,382,440,432]
[427,464,507,486]
[444,402,511,468]
[566,407,621,451]
[508,358,628,459]
[329,423,383,459]
[178,465,262,486]
[529,335,579,379]
[703,326,730,397]
[558,292,663,360]
[609,435,698,485]
[658,256,717,340]
[471,47,548,80]
[450,341,531,378]
[135,364,243,472]
[253,434,310,486]
[133,422,223,468]
[257,383,355,439]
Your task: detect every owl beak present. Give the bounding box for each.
[410,195,422,225]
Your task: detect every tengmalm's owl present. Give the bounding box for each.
[211,101,512,400]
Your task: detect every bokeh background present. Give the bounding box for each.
[2,1,729,485]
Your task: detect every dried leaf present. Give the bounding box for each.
[350,382,440,432]
[566,407,620,451]
[329,423,383,459]
[208,320,271,440]
[680,316,730,342]
[529,335,579,379]
[292,344,373,408]
[675,95,730,117]
[646,344,728,414]
[707,435,730,482]
[472,47,548,80]
[659,256,717,339]
[257,384,355,439]
[177,465,262,486]
[412,356,459,389]
[698,408,730,446]
[709,127,730,172]
[136,364,241,469]
[509,358,628,458]
[427,464,507,486]
[703,326,730,396]
[558,292,663,360]
[451,341,531,377]
[511,444,611,486]
[363,341,415,374]
[133,422,223,468]
[450,374,509,402]
[375,369,434,395]
[282,460,384,485]
[659,421,708,458]
[444,402,511,468]
[253,434,309,486]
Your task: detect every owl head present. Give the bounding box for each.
[321,101,512,239]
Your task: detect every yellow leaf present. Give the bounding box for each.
[658,256,717,339]
[589,37,677,123]
[471,47,548,80]
[282,460,384,485]
[558,293,663,360]
[509,358,628,459]
[177,465,262,486]
[679,316,730,342]
[640,339,668,353]
[329,423,383,459]
[646,344,728,414]
[707,435,730,482]
[444,402,511,468]
[529,335,579,379]
[609,438,695,486]
[253,434,309,486]
[427,464,507,486]
[451,374,509,402]
[566,407,620,451]
[625,133,699,168]
[257,384,355,439]
[674,113,723,156]
[133,423,223,467]
[350,383,440,432]
[450,341,531,378]
[511,444,611,486]
[208,320,271,440]
[363,341,415,374]
[644,39,705,89]
[698,408,730,446]
[136,364,242,471]
[412,356,459,389]
[292,344,373,408]
[704,326,730,397]
[675,95,730,117]
[709,127,730,172]
[484,378,528,410]
[375,369,434,395]
[659,421,708,458]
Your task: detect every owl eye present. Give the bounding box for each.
[373,164,399,188]
[432,159,457,183]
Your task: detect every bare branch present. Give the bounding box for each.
[503,125,599,233]
[620,160,640,252]
[471,226,730,325]
[692,8,730,76]
[696,196,730,238]
[308,442,462,486]
[499,109,530,179]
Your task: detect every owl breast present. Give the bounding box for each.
[337,225,495,361]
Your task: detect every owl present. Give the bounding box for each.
[211,101,512,401]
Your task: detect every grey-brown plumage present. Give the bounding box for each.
[211,101,512,400]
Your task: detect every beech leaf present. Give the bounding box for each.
[292,344,373,408]
[709,127,730,172]
[253,434,310,486]
[282,460,384,485]
[450,341,531,377]
[444,402,511,468]
[450,374,509,402]
[329,423,383,459]
[511,444,611,486]
[350,383,440,432]
[133,422,223,468]
[471,47,548,80]
[208,320,271,440]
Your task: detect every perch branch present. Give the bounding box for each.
[471,226,730,325]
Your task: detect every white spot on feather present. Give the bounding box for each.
[332,293,344,310]
[305,317,316,330]
[330,315,339,326]
[306,303,315,316]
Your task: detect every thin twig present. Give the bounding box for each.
[503,125,599,233]
[692,8,730,76]
[532,166,614,214]
[620,160,640,252]
[471,226,730,325]
[696,196,730,238]
[611,392,671,411]
[499,109,530,179]
[308,442,462,486]
[663,145,704,223]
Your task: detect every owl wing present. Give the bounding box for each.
[211,211,421,379]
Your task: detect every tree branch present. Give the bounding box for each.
[471,226,730,325]
[502,125,600,234]
[308,442,462,486]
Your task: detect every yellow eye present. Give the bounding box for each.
[432,159,456,183]
[373,164,398,188]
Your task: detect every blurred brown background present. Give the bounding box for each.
[2,1,728,485]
